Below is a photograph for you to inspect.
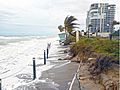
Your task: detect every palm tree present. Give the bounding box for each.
[58,15,79,38]
[112,20,120,26]
[111,20,120,33]
[64,16,79,37]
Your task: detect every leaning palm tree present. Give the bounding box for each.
[64,15,79,37]
[58,15,79,42]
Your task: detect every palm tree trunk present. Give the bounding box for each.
[88,28,89,38]
[96,29,98,37]
[65,27,67,40]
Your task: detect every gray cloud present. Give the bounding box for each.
[0,0,119,34]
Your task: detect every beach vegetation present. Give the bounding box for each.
[64,35,76,45]
[70,37,119,62]
[70,37,119,57]
[70,37,119,76]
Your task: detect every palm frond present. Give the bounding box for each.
[88,24,92,27]
[69,32,76,37]
[112,20,120,26]
[64,16,77,24]
[58,25,64,32]
[64,15,69,25]
[67,26,79,28]
[67,16,77,25]
[69,23,80,26]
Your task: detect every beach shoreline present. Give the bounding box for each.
[0,36,62,90]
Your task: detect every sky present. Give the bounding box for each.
[0,0,120,36]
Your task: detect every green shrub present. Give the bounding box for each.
[70,37,119,59]
[64,35,76,45]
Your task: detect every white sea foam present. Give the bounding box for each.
[0,36,59,90]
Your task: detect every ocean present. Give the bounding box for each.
[0,35,60,90]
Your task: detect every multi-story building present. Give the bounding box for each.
[86,3,116,36]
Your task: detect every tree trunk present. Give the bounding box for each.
[65,27,67,40]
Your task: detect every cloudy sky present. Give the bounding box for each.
[0,0,120,36]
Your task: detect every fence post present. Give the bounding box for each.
[47,48,49,59]
[0,79,1,90]
[33,57,36,80]
[44,50,46,65]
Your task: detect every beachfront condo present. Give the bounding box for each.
[86,3,116,37]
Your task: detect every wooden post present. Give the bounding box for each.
[33,57,36,80]
[44,50,46,65]
[47,48,49,59]
[76,30,79,42]
[0,79,1,90]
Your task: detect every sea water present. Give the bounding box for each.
[0,35,59,90]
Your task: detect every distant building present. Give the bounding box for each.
[86,3,116,36]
